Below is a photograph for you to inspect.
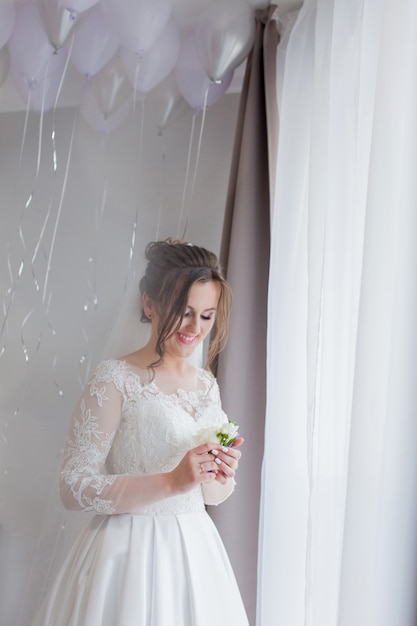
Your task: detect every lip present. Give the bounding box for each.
[177,332,197,345]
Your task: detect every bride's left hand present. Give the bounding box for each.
[211,437,244,484]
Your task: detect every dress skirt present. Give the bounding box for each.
[32,510,250,626]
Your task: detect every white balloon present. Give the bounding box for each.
[80,85,132,134]
[146,72,189,132]
[36,0,80,50]
[121,18,180,96]
[11,65,63,112]
[0,1,16,49]
[70,5,119,77]
[100,0,172,55]
[195,0,255,81]
[175,34,233,112]
[91,55,133,117]
[8,3,67,84]
[59,0,101,13]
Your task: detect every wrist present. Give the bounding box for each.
[163,470,178,498]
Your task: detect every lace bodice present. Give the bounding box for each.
[60,359,229,515]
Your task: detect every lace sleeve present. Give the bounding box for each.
[60,361,173,515]
[59,364,125,514]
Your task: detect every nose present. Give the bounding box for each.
[186,314,200,334]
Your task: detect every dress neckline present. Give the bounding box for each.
[116,358,209,399]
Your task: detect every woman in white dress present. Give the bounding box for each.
[33,239,249,626]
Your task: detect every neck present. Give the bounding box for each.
[126,341,195,378]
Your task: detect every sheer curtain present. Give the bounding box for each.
[258,1,417,625]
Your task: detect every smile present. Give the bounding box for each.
[177,333,197,345]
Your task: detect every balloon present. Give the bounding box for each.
[8,3,67,84]
[91,55,133,117]
[99,0,171,55]
[59,0,101,13]
[146,72,189,132]
[80,86,131,134]
[0,1,16,49]
[174,35,233,112]
[11,65,63,112]
[120,18,180,96]
[0,46,10,88]
[195,0,255,81]
[70,5,119,77]
[36,0,80,50]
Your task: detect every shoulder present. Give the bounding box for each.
[197,368,221,400]
[89,359,129,392]
[196,367,215,384]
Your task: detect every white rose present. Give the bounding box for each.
[223,421,239,439]
[194,421,239,447]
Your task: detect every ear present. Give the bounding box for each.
[142,292,154,320]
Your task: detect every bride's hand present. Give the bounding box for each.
[211,437,244,485]
[167,443,222,494]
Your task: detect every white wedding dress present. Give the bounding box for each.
[32,359,249,626]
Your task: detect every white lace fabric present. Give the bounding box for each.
[60,359,233,515]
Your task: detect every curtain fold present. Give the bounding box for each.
[258,1,417,625]
[210,7,279,625]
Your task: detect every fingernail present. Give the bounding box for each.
[211,449,219,456]
[215,457,222,465]
[221,446,228,452]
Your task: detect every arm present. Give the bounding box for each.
[202,478,235,506]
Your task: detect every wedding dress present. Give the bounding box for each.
[32,359,249,626]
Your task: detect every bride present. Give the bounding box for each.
[33,238,249,626]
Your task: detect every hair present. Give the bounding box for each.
[139,238,232,371]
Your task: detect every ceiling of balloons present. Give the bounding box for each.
[0,0,270,133]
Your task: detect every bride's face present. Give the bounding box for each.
[153,280,220,361]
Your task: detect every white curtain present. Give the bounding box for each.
[258,1,417,625]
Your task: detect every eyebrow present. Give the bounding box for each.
[186,306,217,312]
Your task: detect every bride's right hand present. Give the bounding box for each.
[168,443,220,494]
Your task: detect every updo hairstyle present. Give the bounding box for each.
[139,238,232,370]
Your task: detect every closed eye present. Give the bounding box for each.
[183,308,216,321]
